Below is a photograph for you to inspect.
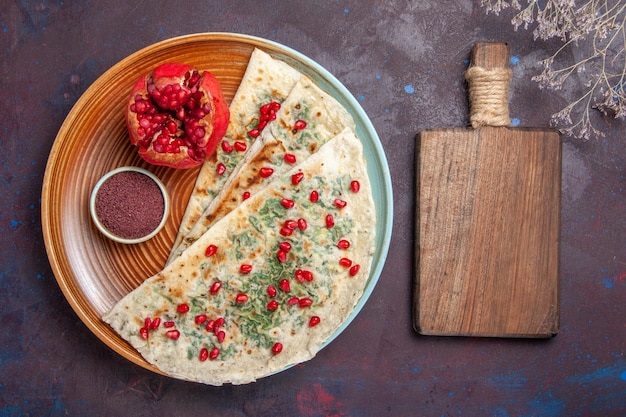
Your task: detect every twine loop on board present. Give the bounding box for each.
[465,66,512,128]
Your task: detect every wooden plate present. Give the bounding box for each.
[41,33,393,377]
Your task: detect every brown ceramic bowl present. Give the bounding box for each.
[90,166,170,245]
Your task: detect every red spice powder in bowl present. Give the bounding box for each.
[89,167,170,244]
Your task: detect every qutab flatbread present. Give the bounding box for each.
[102,130,376,385]
[168,49,301,262]
[168,76,356,261]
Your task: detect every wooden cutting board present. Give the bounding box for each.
[414,43,561,338]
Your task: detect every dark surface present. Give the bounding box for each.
[1,1,624,416]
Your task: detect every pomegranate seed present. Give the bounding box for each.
[334,199,347,209]
[339,257,353,268]
[205,319,215,332]
[280,227,293,237]
[350,180,361,193]
[209,347,220,360]
[272,342,283,355]
[287,296,300,305]
[157,135,169,146]
[281,198,295,209]
[267,285,277,298]
[164,321,175,328]
[221,141,233,153]
[270,101,281,111]
[284,153,297,164]
[242,191,251,200]
[195,314,207,325]
[166,120,177,134]
[260,103,271,114]
[294,269,313,282]
[310,190,319,202]
[349,264,361,276]
[303,270,314,282]
[337,239,351,249]
[279,279,291,292]
[299,297,313,308]
[139,327,149,340]
[240,264,253,274]
[259,167,274,178]
[279,241,292,252]
[166,330,180,340]
[217,163,226,176]
[292,172,304,185]
[235,293,249,303]
[199,347,209,361]
[248,128,260,138]
[205,244,218,257]
[210,280,222,295]
[293,269,304,282]
[149,317,161,330]
[277,250,287,263]
[256,120,268,131]
[267,300,279,311]
[214,317,225,328]
[293,120,307,130]
[326,214,335,228]
[294,269,305,282]
[188,72,200,86]
[144,317,152,329]
[234,141,247,152]
[297,218,308,230]
[177,303,190,313]
[284,219,298,230]
[309,316,321,327]
[216,330,226,343]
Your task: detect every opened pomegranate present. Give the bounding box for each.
[126,63,229,169]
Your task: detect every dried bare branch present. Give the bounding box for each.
[482,0,626,139]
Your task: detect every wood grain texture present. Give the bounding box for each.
[415,127,561,337]
[470,41,509,70]
[414,43,561,338]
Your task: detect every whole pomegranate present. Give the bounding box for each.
[126,63,229,169]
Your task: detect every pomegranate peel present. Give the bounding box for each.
[126,62,230,169]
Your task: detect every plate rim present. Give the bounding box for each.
[41,32,393,377]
